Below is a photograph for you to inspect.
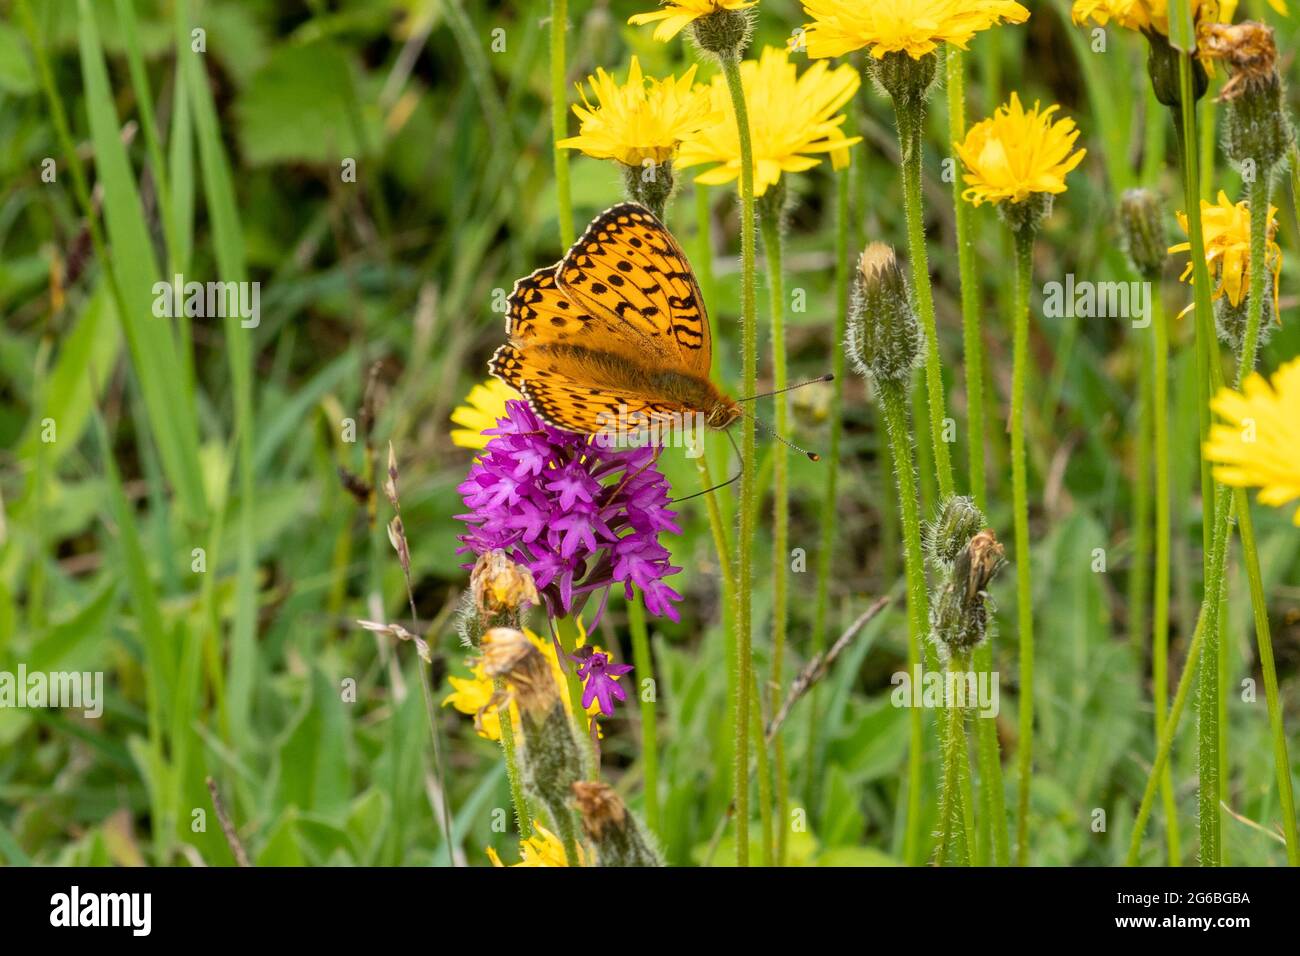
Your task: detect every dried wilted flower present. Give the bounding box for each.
[1201,21,1279,101]
[571,781,664,866]
[480,627,561,720]
[471,550,540,620]
[1201,21,1294,172]
[930,528,1006,654]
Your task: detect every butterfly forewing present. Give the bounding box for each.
[554,204,712,377]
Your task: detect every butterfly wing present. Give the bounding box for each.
[490,344,692,434]
[553,203,712,377]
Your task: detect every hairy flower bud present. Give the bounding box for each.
[1145,29,1207,109]
[925,496,986,570]
[622,160,676,221]
[930,529,1006,655]
[847,242,922,385]
[868,50,939,111]
[1214,276,1276,356]
[690,7,753,61]
[997,190,1052,236]
[571,781,664,867]
[1118,188,1168,280]
[1204,22,1294,174]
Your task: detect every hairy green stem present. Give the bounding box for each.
[1150,287,1181,865]
[628,597,660,837]
[805,167,851,823]
[894,96,955,499]
[1010,228,1036,865]
[719,52,758,867]
[759,200,791,866]
[494,680,533,840]
[879,380,928,866]
[947,48,986,508]
[1238,173,1299,864]
[550,0,573,247]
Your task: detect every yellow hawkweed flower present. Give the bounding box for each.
[953,92,1086,206]
[557,58,721,169]
[451,378,519,450]
[798,0,1029,60]
[675,46,862,196]
[442,621,613,740]
[1204,358,1300,525]
[628,0,758,43]
[1169,190,1282,315]
[486,821,583,866]
[1071,0,1238,34]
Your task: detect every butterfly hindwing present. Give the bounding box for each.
[490,343,689,434]
[555,203,711,377]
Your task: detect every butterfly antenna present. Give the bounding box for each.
[669,428,743,503]
[741,408,822,462]
[737,373,834,402]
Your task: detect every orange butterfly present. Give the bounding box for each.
[490,203,741,440]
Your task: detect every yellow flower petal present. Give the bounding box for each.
[954,92,1085,206]
[558,57,721,168]
[799,0,1029,61]
[676,46,861,197]
[450,378,521,451]
[1204,358,1300,524]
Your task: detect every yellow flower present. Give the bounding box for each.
[628,0,758,42]
[1071,0,1238,33]
[1204,358,1300,525]
[557,58,720,168]
[798,0,1029,60]
[675,46,862,196]
[953,92,1086,206]
[451,378,519,450]
[1169,190,1282,315]
[442,621,614,740]
[486,821,583,866]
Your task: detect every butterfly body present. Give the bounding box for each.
[491,203,738,436]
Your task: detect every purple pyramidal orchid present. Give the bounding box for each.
[456,399,684,622]
[574,650,634,718]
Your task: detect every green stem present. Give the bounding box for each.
[894,91,955,500]
[1238,172,1299,864]
[1150,286,1181,865]
[759,198,790,867]
[947,49,985,509]
[495,678,533,840]
[554,615,596,775]
[937,651,973,866]
[1127,497,1226,866]
[550,0,573,247]
[719,51,758,868]
[973,639,1010,864]
[627,597,660,838]
[753,670,774,866]
[1010,227,1035,866]
[805,167,851,822]
[879,380,928,866]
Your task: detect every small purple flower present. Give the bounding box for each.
[457,400,684,622]
[574,651,634,717]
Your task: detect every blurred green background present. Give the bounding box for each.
[1,0,1299,866]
